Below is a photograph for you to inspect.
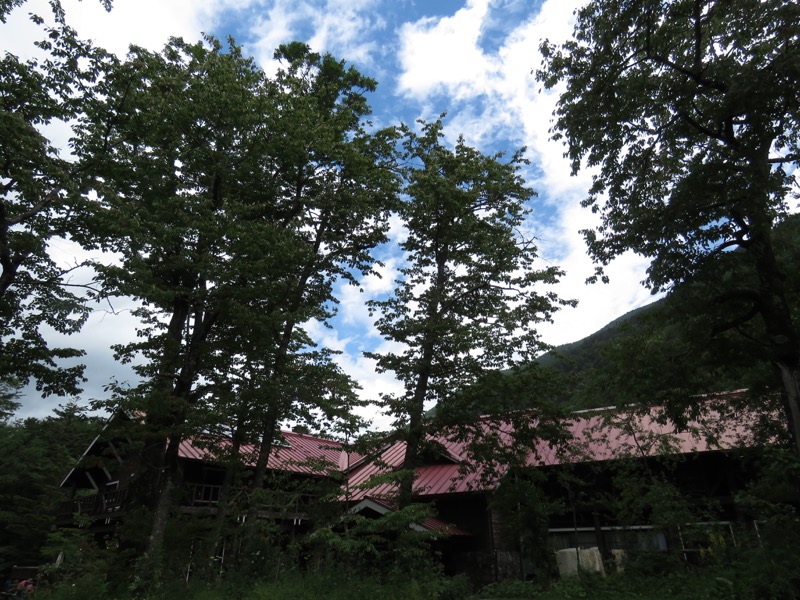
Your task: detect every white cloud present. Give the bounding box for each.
[396,0,497,100]
[245,0,387,77]
[306,0,384,67]
[394,0,655,348]
[247,2,300,74]
[303,317,403,430]
[500,0,656,345]
[534,201,658,347]
[2,0,226,58]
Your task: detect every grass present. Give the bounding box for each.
[33,561,800,600]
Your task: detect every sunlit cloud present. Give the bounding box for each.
[396,0,497,101]
[245,0,387,77]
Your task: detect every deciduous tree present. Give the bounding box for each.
[73,37,397,578]
[368,118,569,504]
[538,0,800,449]
[0,16,107,396]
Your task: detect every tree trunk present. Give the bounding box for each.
[746,154,800,454]
[139,298,219,578]
[207,414,245,568]
[400,345,432,507]
[400,240,447,506]
[241,408,280,561]
[777,362,800,455]
[139,431,183,579]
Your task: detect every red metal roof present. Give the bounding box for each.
[351,497,473,536]
[528,404,758,467]
[345,437,494,501]
[179,431,363,476]
[346,402,764,501]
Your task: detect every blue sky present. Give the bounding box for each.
[3,0,656,427]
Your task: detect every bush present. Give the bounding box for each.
[242,571,464,600]
[432,574,472,600]
[35,573,112,600]
[478,579,541,598]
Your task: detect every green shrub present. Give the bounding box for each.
[478,578,541,598]
[36,572,112,600]
[432,574,472,600]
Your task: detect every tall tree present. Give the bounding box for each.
[538,0,800,449]
[0,16,107,396]
[73,37,397,578]
[220,42,397,556]
[73,38,279,577]
[368,118,569,504]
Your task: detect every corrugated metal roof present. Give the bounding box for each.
[528,405,756,467]
[179,431,363,476]
[346,403,761,500]
[345,438,494,501]
[351,496,473,536]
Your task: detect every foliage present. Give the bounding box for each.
[0,379,20,420]
[535,225,798,410]
[476,564,798,600]
[0,14,111,395]
[539,0,799,291]
[0,0,111,24]
[37,570,471,600]
[32,563,799,600]
[367,116,570,501]
[538,0,800,448]
[571,216,800,432]
[610,460,696,531]
[311,503,442,582]
[38,526,119,599]
[0,403,101,575]
[491,468,562,582]
[478,578,543,598]
[70,33,396,576]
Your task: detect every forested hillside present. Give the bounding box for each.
[531,214,800,414]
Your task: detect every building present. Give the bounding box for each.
[344,399,773,582]
[58,398,779,582]
[58,413,361,538]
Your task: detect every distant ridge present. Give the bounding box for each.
[537,301,659,374]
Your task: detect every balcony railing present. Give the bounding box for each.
[57,488,128,524]
[183,484,316,519]
[58,484,318,524]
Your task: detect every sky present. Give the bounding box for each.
[3,0,657,427]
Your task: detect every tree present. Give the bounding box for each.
[0,402,101,575]
[0,0,111,24]
[0,15,108,396]
[367,118,570,504]
[72,37,280,578]
[210,41,397,560]
[73,37,397,579]
[568,218,800,433]
[0,380,21,420]
[538,0,800,449]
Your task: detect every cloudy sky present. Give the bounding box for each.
[4,0,656,425]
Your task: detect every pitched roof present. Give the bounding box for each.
[528,404,757,467]
[179,431,363,476]
[349,497,473,536]
[345,438,485,500]
[345,400,764,501]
